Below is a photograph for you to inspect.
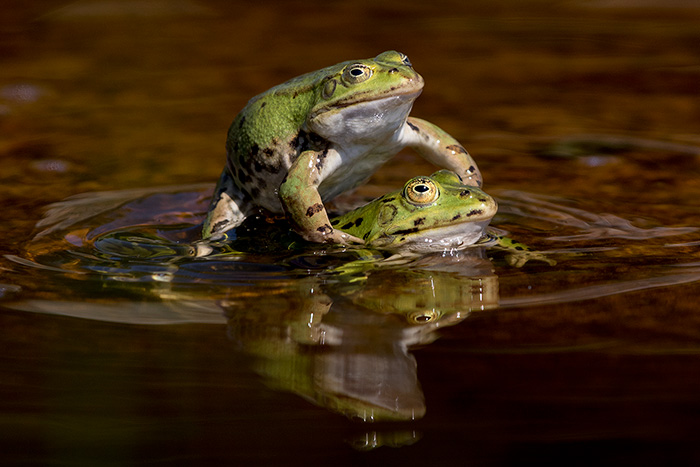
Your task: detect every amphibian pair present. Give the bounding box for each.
[203,51,481,245]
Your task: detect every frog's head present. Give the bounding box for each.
[333,170,498,254]
[308,51,424,144]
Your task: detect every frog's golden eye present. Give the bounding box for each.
[342,64,372,84]
[404,178,439,205]
[407,309,439,324]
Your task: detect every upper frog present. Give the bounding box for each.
[332,170,496,254]
[203,51,482,244]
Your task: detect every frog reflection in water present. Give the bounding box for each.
[203,50,481,245]
[221,253,499,425]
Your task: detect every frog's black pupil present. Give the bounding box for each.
[416,315,429,322]
[415,184,429,193]
[351,68,363,76]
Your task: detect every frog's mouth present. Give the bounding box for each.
[330,88,423,111]
[310,88,423,121]
[309,89,424,141]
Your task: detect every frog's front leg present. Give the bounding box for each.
[279,150,364,245]
[401,117,482,187]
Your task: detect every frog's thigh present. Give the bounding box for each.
[203,170,249,239]
[402,116,482,187]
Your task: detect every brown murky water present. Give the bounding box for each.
[2,1,700,465]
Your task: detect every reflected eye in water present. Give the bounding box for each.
[407,309,439,324]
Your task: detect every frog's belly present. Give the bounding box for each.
[318,150,395,201]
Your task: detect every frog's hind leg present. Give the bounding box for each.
[202,169,250,240]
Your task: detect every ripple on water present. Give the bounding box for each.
[4,182,700,312]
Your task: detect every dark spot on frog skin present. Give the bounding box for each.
[468,165,476,174]
[341,222,354,230]
[306,203,324,217]
[478,198,487,203]
[363,232,370,240]
[254,159,265,173]
[446,144,467,155]
[290,131,308,152]
[315,148,329,171]
[391,227,419,236]
[380,196,396,203]
[451,213,461,221]
[229,163,239,180]
[249,186,260,199]
[413,217,425,226]
[212,219,229,233]
[237,169,251,185]
[238,116,246,128]
[331,219,340,226]
[466,209,483,217]
[515,246,524,251]
[260,102,266,109]
[354,217,363,227]
[407,121,420,132]
[251,143,260,155]
[459,189,471,197]
[317,224,332,234]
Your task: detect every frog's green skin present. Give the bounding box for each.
[203,51,482,245]
[329,170,555,265]
[330,170,496,254]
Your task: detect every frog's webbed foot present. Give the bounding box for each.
[301,226,365,246]
[202,169,250,239]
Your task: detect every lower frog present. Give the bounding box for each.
[332,169,495,254]
[203,51,481,245]
[330,170,554,266]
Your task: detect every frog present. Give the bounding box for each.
[202,50,482,245]
[329,170,556,266]
[331,169,496,254]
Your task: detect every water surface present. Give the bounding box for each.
[2,0,700,465]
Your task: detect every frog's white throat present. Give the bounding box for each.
[387,219,493,254]
[309,91,421,146]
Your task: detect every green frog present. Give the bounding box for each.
[203,50,482,245]
[331,169,496,254]
[329,170,555,266]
